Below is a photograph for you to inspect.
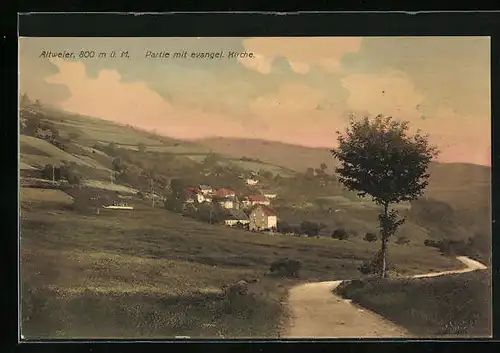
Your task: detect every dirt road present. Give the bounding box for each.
[283,256,487,338]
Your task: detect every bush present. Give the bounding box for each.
[358,250,395,276]
[277,221,293,234]
[395,236,410,245]
[300,221,320,236]
[269,258,301,278]
[364,232,378,242]
[223,280,249,298]
[331,228,349,240]
[424,239,437,247]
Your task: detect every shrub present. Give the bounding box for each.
[68,174,82,185]
[424,239,437,247]
[269,258,301,278]
[277,221,292,234]
[331,228,349,240]
[364,232,378,242]
[395,236,410,245]
[300,221,320,236]
[222,280,249,298]
[359,250,395,276]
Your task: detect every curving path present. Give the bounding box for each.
[282,256,488,338]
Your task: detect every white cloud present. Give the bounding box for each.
[239,37,362,74]
[43,59,250,139]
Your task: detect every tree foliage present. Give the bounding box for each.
[20,93,32,107]
[331,115,438,205]
[331,115,438,278]
[137,143,146,153]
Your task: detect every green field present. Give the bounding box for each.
[20,162,37,170]
[83,179,138,194]
[225,159,296,177]
[19,105,491,339]
[335,270,492,337]
[20,135,110,170]
[20,188,74,205]
[20,201,463,339]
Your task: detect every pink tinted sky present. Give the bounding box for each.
[19,37,491,166]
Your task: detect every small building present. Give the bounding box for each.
[260,189,278,199]
[223,209,250,227]
[242,195,270,208]
[214,196,236,209]
[249,204,277,231]
[185,187,205,203]
[246,178,259,186]
[199,184,213,195]
[214,188,236,198]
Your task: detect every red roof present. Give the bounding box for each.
[247,195,268,202]
[214,188,236,198]
[252,204,276,216]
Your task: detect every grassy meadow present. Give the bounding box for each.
[20,193,463,339]
[335,270,492,338]
[18,105,491,339]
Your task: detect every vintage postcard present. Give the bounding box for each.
[18,36,491,339]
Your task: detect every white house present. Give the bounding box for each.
[217,198,234,209]
[242,195,270,208]
[260,190,278,199]
[223,209,250,227]
[249,205,277,231]
[199,184,213,195]
[185,187,206,203]
[246,178,259,186]
[214,188,236,198]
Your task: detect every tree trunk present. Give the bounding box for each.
[380,203,389,279]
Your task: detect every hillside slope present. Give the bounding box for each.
[196,137,491,202]
[196,137,337,173]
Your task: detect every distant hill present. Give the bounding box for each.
[195,137,337,173]
[195,137,491,216]
[21,106,490,218]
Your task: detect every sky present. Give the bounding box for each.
[19,37,491,166]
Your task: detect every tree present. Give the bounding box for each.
[305,167,315,179]
[277,220,293,233]
[165,178,185,212]
[364,232,378,242]
[320,163,328,172]
[42,164,56,181]
[112,157,124,172]
[137,143,146,153]
[20,93,31,107]
[300,221,320,236]
[203,152,219,166]
[330,115,438,278]
[107,142,117,156]
[331,228,349,240]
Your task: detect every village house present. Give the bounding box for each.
[214,188,236,198]
[259,189,278,199]
[249,204,277,231]
[185,187,205,203]
[214,195,239,209]
[199,184,213,195]
[242,195,270,208]
[245,178,259,186]
[222,209,250,227]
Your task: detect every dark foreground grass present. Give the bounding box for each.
[20,202,462,339]
[335,270,492,338]
[21,279,286,339]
